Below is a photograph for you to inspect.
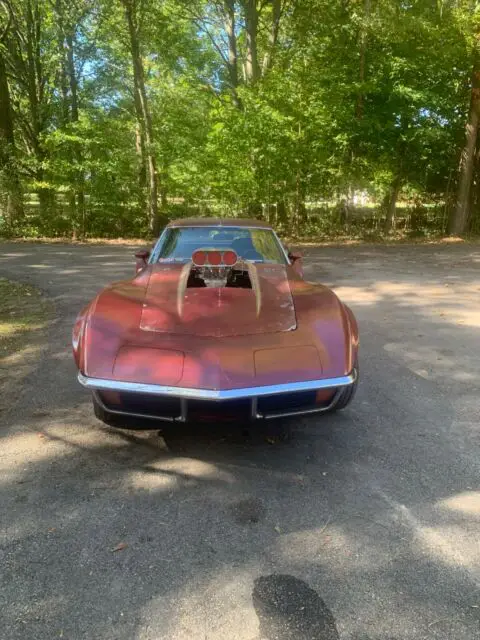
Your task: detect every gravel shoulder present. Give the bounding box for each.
[0,242,478,640]
[0,278,53,413]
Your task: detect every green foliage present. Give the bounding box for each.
[1,0,479,238]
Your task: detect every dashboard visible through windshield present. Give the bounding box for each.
[150,226,287,264]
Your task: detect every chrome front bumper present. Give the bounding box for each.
[78,371,357,421]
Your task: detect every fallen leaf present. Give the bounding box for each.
[274,525,281,534]
[111,542,128,552]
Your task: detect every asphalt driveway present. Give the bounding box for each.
[0,241,479,640]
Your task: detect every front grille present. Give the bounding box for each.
[188,398,252,421]
[258,390,317,415]
[98,388,336,422]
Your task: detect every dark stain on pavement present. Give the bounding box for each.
[230,497,266,524]
[252,574,339,640]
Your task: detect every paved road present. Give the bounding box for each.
[0,242,479,640]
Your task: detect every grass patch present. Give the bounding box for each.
[0,279,53,413]
[0,279,51,343]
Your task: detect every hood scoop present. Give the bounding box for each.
[140,263,296,337]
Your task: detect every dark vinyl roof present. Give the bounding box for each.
[166,217,273,229]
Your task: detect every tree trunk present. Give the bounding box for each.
[294,173,307,229]
[55,0,69,125]
[355,0,371,119]
[243,0,259,84]
[265,203,276,225]
[66,30,86,236]
[247,201,262,219]
[472,150,480,234]
[0,39,14,151]
[135,118,146,189]
[25,0,54,220]
[224,0,241,107]
[262,0,281,75]
[449,54,480,235]
[384,176,401,232]
[0,47,24,228]
[338,197,349,226]
[276,200,287,226]
[37,177,54,223]
[122,0,162,234]
[25,0,41,152]
[55,0,76,229]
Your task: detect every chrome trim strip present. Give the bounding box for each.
[272,230,291,264]
[79,371,356,401]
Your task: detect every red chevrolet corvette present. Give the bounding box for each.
[73,218,359,427]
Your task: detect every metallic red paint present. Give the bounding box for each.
[73,222,358,396]
[139,263,296,337]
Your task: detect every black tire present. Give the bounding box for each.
[331,359,359,411]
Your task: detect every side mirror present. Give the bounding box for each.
[288,251,302,263]
[135,249,150,273]
[287,251,303,277]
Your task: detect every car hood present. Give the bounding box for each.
[139,263,296,337]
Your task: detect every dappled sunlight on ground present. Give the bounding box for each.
[140,566,260,640]
[415,523,479,573]
[131,457,235,491]
[377,493,480,577]
[438,491,480,518]
[0,242,479,639]
[331,269,480,387]
[273,525,353,568]
[335,281,480,328]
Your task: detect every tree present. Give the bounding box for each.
[0,0,478,239]
[449,6,480,235]
[0,0,24,229]
[120,0,162,234]
[53,0,93,236]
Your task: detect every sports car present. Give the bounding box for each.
[73,218,359,427]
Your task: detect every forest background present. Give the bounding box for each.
[1,0,480,241]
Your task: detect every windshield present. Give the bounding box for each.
[151,226,287,264]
